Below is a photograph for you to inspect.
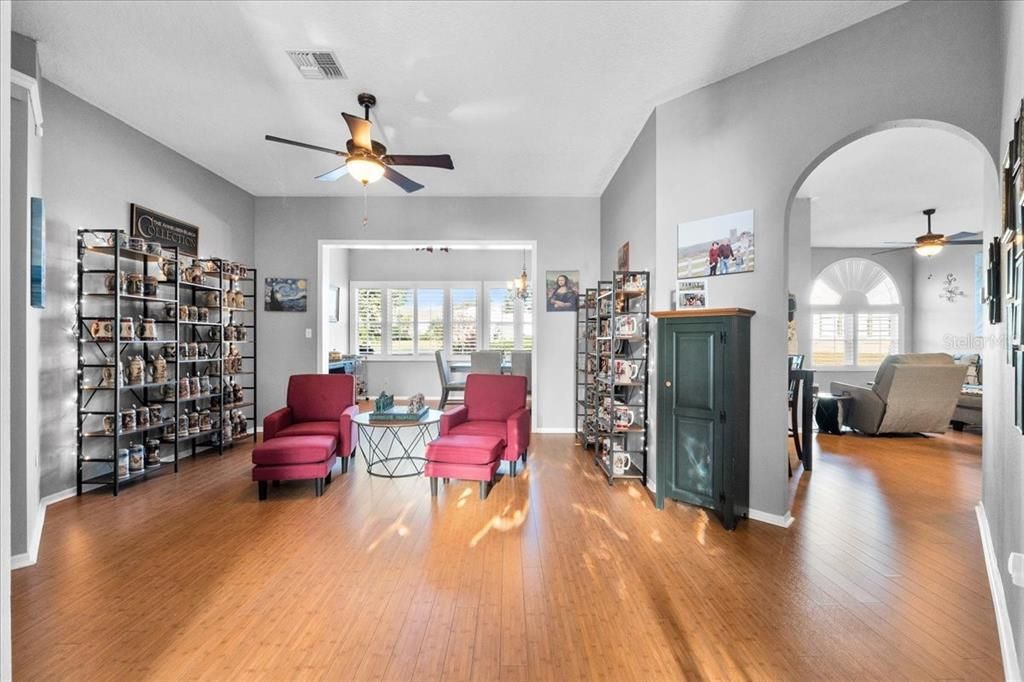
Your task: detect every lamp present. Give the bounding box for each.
[913,208,944,257]
[346,155,385,185]
[510,249,529,300]
[914,241,944,257]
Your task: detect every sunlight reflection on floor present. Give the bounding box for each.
[571,503,629,541]
[366,500,415,553]
[469,497,530,548]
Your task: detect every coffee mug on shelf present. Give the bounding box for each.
[90,318,114,341]
[612,451,632,475]
[613,406,635,428]
[614,315,638,337]
[613,359,640,383]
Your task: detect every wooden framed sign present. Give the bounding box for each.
[130,204,199,256]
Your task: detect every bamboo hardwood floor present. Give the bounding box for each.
[13,428,1001,680]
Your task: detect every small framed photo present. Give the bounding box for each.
[675,279,708,309]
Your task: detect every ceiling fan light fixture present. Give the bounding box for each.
[346,156,385,185]
[914,242,944,257]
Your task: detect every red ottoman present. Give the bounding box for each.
[251,435,337,500]
[425,435,504,500]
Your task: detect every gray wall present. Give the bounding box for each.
[988,0,1024,669]
[254,197,599,431]
[40,81,255,496]
[912,243,984,354]
[636,0,1002,518]
[600,112,656,279]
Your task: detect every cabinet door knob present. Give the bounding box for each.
[664,380,672,387]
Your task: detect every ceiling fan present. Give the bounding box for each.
[264,92,453,193]
[872,208,982,257]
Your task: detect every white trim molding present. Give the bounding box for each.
[747,508,796,528]
[11,488,75,570]
[532,427,576,434]
[977,502,1021,681]
[9,70,42,137]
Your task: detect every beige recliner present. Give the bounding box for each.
[830,353,967,435]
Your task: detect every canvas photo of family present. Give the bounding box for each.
[677,209,755,279]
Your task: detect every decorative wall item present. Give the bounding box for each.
[617,241,630,271]
[328,286,341,323]
[675,279,708,309]
[545,270,579,312]
[985,238,1002,324]
[130,204,200,256]
[265,277,308,312]
[938,273,967,303]
[30,197,44,308]
[677,209,755,279]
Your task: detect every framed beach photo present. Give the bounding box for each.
[677,209,754,279]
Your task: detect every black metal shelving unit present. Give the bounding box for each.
[589,271,650,485]
[216,259,258,448]
[575,287,597,447]
[76,229,180,495]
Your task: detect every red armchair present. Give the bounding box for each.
[440,374,530,476]
[263,374,360,472]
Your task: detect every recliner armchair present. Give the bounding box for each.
[440,373,531,476]
[263,374,360,472]
[831,353,967,435]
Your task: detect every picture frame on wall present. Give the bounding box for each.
[617,242,630,271]
[30,197,45,309]
[986,237,1002,324]
[264,277,308,312]
[675,279,708,309]
[677,209,755,279]
[545,270,580,312]
[1017,98,1024,169]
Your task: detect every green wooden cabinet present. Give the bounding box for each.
[654,309,753,530]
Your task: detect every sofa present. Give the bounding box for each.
[263,373,360,471]
[440,373,530,476]
[831,353,967,435]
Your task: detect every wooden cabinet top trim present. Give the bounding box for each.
[651,308,756,319]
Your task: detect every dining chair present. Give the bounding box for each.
[471,350,503,375]
[435,350,466,409]
[510,351,532,394]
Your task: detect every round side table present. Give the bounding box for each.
[352,409,443,478]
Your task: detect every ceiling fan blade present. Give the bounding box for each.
[315,165,349,182]
[872,246,913,255]
[881,241,916,245]
[383,165,424,193]
[946,231,981,241]
[383,154,454,170]
[265,134,346,157]
[943,239,983,246]
[342,112,372,150]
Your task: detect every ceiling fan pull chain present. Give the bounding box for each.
[363,186,369,227]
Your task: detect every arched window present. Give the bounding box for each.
[810,258,902,368]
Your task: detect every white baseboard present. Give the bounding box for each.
[977,502,1021,681]
[747,508,796,528]
[533,427,576,434]
[12,487,76,570]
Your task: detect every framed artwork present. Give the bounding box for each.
[328,286,341,322]
[130,203,200,256]
[617,241,630,271]
[677,209,755,279]
[676,279,708,309]
[30,197,44,309]
[1017,98,1024,170]
[545,270,579,312]
[986,237,1002,324]
[264,277,308,312]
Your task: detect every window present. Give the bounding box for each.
[352,281,532,358]
[416,288,445,353]
[355,288,382,354]
[389,288,414,355]
[450,288,478,357]
[809,258,901,369]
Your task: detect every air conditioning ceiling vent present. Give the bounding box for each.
[286,50,346,80]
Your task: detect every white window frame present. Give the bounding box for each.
[483,281,532,351]
[350,281,482,360]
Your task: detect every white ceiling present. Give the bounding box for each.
[14,1,901,197]
[797,127,987,248]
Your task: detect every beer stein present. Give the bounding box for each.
[188,342,199,359]
[129,443,145,472]
[145,241,162,256]
[179,342,190,360]
[199,410,212,432]
[189,375,200,397]
[188,306,198,322]
[177,413,189,437]
[204,291,220,308]
[161,383,176,401]
[148,404,162,425]
[162,342,177,359]
[104,272,124,294]
[199,374,212,395]
[121,407,136,432]
[145,439,162,466]
[90,318,114,341]
[207,326,221,342]
[162,423,176,442]
[163,303,177,320]
[119,316,135,340]
[178,375,191,399]
[100,364,117,388]
[135,403,150,428]
[143,275,159,298]
[188,411,200,435]
[125,355,145,385]
[128,237,146,252]
[179,304,189,321]
[117,449,130,479]
[138,317,158,341]
[149,354,167,384]
[198,343,209,359]
[107,232,128,248]
[103,414,117,435]
[126,273,143,296]
[198,307,209,323]
[159,259,175,282]
[233,382,244,404]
